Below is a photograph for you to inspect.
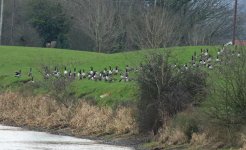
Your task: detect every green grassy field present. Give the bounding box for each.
[0,46,219,105]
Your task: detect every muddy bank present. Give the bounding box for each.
[0,92,148,150]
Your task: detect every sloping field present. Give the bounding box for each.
[0,46,218,105]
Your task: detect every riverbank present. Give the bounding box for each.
[0,92,148,150]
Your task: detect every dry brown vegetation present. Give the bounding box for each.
[0,92,137,136]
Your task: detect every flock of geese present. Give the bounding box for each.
[14,65,138,83]
[14,47,241,83]
[173,47,241,72]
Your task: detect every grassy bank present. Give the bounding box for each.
[0,46,218,106]
[0,92,147,149]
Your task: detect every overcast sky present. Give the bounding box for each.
[238,0,246,12]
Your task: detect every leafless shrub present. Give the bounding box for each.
[137,52,207,134]
[38,65,75,107]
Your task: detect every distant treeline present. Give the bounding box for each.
[1,0,246,52]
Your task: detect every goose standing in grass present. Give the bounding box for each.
[64,67,68,76]
[103,68,107,74]
[207,55,212,63]
[119,70,129,82]
[216,55,220,62]
[108,66,113,76]
[52,67,60,77]
[73,68,76,78]
[44,66,50,79]
[208,64,213,69]
[29,76,35,83]
[89,67,94,76]
[204,49,209,56]
[78,69,82,80]
[68,70,72,78]
[81,69,87,79]
[184,64,188,70]
[217,49,221,55]
[113,66,119,75]
[15,70,21,78]
[237,52,241,57]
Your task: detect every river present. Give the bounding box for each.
[0,125,134,150]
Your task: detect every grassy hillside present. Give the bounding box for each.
[0,46,219,105]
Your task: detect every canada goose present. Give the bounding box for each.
[172,63,177,68]
[64,67,68,76]
[103,68,107,74]
[89,67,94,75]
[208,64,213,69]
[108,66,113,75]
[73,68,76,78]
[237,52,241,57]
[15,70,21,78]
[200,49,203,54]
[93,72,101,81]
[54,71,60,78]
[119,70,129,82]
[113,66,119,75]
[204,49,209,56]
[217,49,221,55]
[192,62,197,67]
[53,66,58,74]
[191,56,195,64]
[44,73,50,79]
[216,56,220,62]
[184,64,188,70]
[29,76,35,83]
[28,68,32,77]
[68,70,72,78]
[207,56,212,62]
[105,74,114,82]
[78,69,82,79]
[81,69,87,78]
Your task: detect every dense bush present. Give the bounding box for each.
[205,47,246,127]
[137,52,207,134]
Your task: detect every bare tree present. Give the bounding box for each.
[68,0,119,53]
[128,7,179,49]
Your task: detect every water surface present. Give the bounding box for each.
[0,125,134,150]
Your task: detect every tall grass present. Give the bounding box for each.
[0,92,138,135]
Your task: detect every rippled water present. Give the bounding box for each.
[0,125,134,150]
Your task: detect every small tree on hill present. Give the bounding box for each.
[137,52,207,134]
[28,0,70,48]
